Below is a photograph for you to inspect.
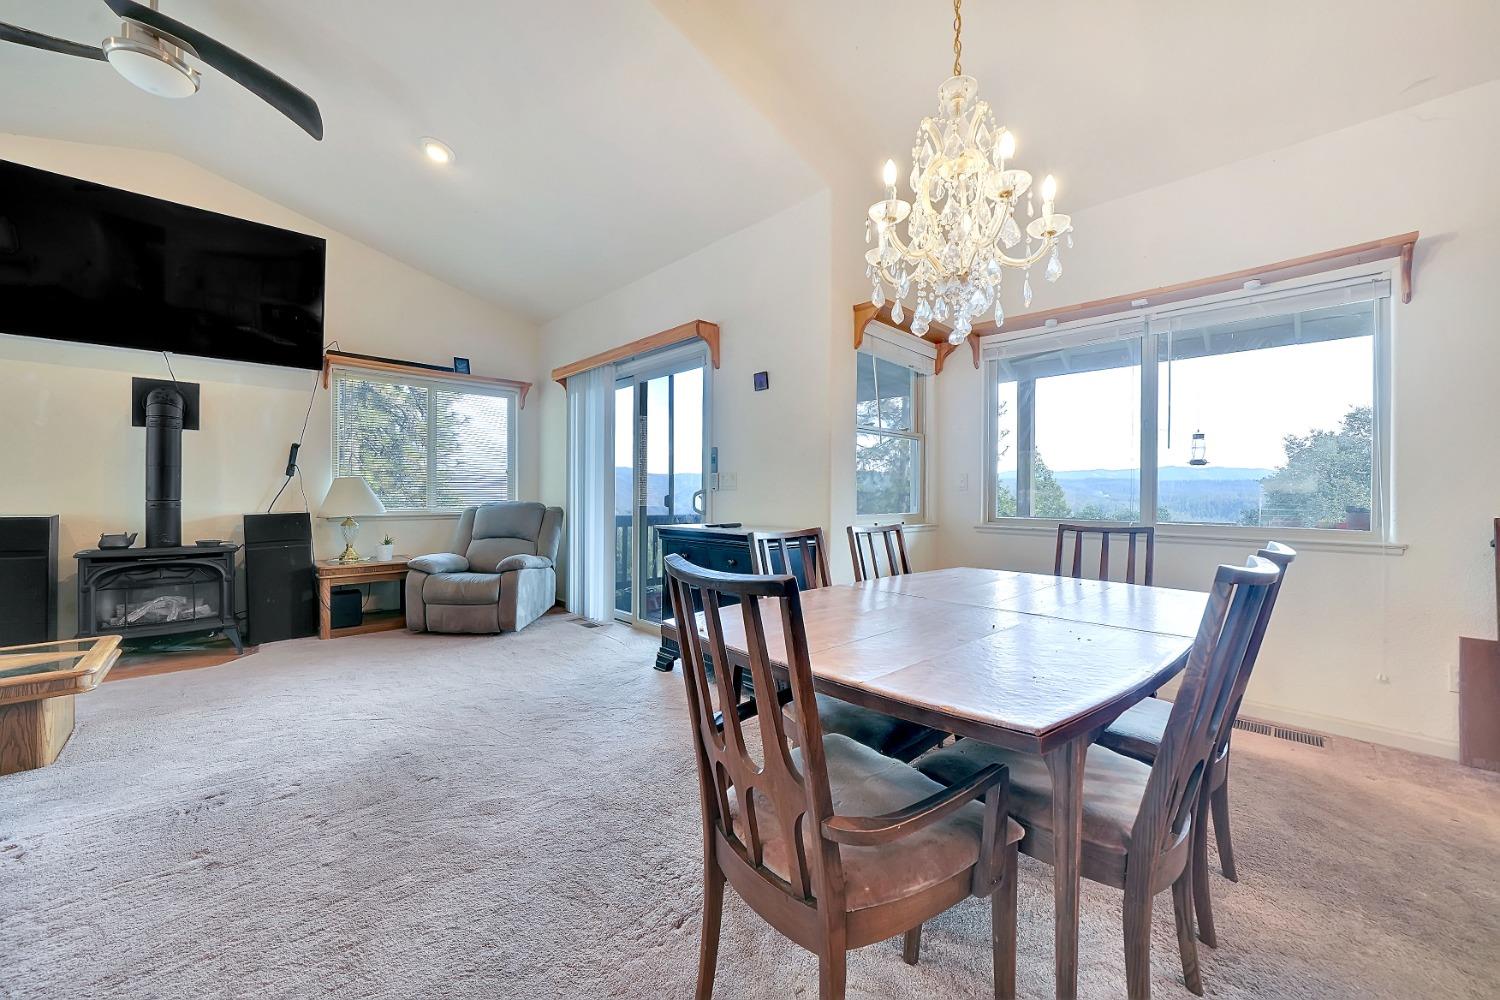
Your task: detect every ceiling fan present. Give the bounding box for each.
[0,0,322,139]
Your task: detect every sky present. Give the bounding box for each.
[615,367,704,473]
[999,336,1374,473]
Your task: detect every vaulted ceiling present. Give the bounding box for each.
[662,0,1500,211]
[0,1,822,321]
[3,1,1498,322]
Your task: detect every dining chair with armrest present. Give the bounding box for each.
[665,554,1024,1000]
[913,554,1283,999]
[755,528,946,763]
[1096,541,1296,948]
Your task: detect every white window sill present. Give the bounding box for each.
[854,520,937,533]
[972,519,1407,556]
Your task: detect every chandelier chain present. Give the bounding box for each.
[952,0,963,76]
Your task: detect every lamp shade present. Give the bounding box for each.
[320,476,386,518]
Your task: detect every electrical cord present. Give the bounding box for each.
[267,368,322,512]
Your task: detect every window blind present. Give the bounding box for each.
[333,369,516,511]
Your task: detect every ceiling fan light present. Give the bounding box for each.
[103,33,199,99]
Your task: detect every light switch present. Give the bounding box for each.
[958,473,970,492]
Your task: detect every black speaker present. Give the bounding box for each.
[243,512,317,645]
[0,515,58,646]
[330,587,363,630]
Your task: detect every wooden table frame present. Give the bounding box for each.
[315,557,410,640]
[0,636,121,774]
[661,568,1204,999]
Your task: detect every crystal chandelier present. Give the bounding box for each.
[866,0,1073,345]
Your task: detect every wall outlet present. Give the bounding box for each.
[1376,672,1391,684]
[1450,663,1461,694]
[958,473,970,492]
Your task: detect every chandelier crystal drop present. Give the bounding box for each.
[865,0,1072,345]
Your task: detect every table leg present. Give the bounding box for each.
[317,577,332,640]
[1044,738,1088,1000]
[0,694,75,774]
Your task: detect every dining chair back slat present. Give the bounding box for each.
[1054,523,1155,585]
[847,523,912,582]
[754,528,834,590]
[1131,556,1280,868]
[1216,542,1296,761]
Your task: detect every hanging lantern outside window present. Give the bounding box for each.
[1189,430,1208,467]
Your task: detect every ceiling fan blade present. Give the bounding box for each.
[0,22,107,60]
[101,0,323,140]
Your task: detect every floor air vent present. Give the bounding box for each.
[567,616,606,629]
[1233,716,1326,748]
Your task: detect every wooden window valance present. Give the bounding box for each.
[550,320,721,386]
[852,231,1418,373]
[322,350,533,408]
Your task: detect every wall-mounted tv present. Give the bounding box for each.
[0,159,326,370]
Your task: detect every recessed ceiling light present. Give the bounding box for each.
[419,137,455,166]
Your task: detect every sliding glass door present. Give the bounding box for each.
[613,351,709,625]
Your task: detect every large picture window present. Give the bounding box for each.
[333,369,518,512]
[856,352,924,518]
[985,272,1389,536]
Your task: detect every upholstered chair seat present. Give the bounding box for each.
[919,740,1153,856]
[792,694,948,763]
[732,735,1024,911]
[406,502,563,634]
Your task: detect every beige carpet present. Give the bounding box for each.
[2,618,1497,999]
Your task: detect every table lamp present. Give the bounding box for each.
[320,476,386,563]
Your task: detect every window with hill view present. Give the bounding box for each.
[856,352,924,517]
[989,277,1385,533]
[333,370,517,512]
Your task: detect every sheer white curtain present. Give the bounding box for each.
[566,364,616,622]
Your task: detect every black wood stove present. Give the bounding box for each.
[75,544,242,651]
[74,378,242,651]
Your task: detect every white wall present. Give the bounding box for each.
[928,81,1500,757]
[0,134,543,634]
[538,192,835,572]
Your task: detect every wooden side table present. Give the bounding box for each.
[315,556,410,640]
[0,636,121,775]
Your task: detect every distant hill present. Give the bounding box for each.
[615,468,703,516]
[1000,466,1275,523]
[1054,467,1274,483]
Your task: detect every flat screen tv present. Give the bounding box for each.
[0,159,325,370]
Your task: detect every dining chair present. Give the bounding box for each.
[847,523,912,582]
[664,554,1024,1000]
[1096,541,1296,948]
[1055,523,1155,585]
[754,528,947,763]
[912,554,1283,999]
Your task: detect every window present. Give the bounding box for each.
[985,272,1389,536]
[856,352,924,517]
[994,331,1142,520]
[333,369,518,512]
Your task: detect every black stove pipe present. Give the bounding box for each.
[144,386,184,549]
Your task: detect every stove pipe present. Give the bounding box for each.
[144,386,184,548]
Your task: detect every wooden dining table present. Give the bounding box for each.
[661,565,1209,1000]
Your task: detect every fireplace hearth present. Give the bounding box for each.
[75,544,243,651]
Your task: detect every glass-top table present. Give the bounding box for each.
[0,636,121,774]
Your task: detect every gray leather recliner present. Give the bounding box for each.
[406,502,563,634]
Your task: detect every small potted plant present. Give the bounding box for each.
[375,533,395,561]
